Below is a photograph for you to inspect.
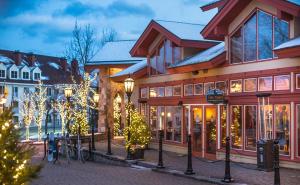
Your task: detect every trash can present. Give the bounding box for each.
[257,139,273,171]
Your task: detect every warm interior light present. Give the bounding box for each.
[64,87,72,98]
[93,93,100,103]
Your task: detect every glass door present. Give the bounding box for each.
[205,106,217,156]
[192,107,203,155]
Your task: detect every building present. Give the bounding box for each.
[0,49,79,129]
[86,0,300,169]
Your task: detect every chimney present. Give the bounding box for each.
[13,50,22,66]
[28,52,36,67]
[59,57,67,72]
[71,59,79,75]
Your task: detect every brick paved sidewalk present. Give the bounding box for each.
[94,140,300,185]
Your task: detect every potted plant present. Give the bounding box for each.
[124,108,151,159]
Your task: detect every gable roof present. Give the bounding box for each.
[274,36,300,58]
[130,20,219,57]
[200,0,227,11]
[168,42,226,73]
[201,0,300,40]
[111,60,147,81]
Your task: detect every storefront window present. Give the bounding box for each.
[184,107,189,143]
[296,74,300,89]
[150,106,158,139]
[193,107,203,152]
[166,106,182,142]
[274,104,290,155]
[140,103,147,118]
[157,106,165,139]
[158,87,165,97]
[297,105,300,156]
[204,82,215,95]
[173,85,182,96]
[244,78,257,92]
[184,84,193,96]
[220,105,227,148]
[194,83,203,95]
[230,80,242,93]
[215,81,227,94]
[245,106,257,151]
[258,77,272,91]
[274,75,290,91]
[259,104,273,140]
[165,86,173,96]
[231,105,242,149]
[140,88,148,98]
[150,87,157,97]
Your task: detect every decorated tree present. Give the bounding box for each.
[54,99,69,135]
[0,108,41,185]
[124,107,151,152]
[19,93,35,141]
[33,81,47,142]
[113,96,121,136]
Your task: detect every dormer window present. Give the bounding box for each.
[11,71,18,79]
[0,70,5,78]
[34,73,40,80]
[23,72,29,80]
[230,9,289,64]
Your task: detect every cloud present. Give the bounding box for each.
[53,1,103,17]
[104,1,155,18]
[0,0,44,17]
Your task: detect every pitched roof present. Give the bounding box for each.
[274,36,300,50]
[171,42,225,68]
[111,60,147,78]
[274,36,300,58]
[0,49,79,85]
[287,0,300,6]
[88,40,143,65]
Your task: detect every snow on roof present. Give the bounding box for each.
[0,55,14,64]
[41,76,49,80]
[91,40,144,63]
[274,36,300,50]
[155,20,216,42]
[171,42,225,68]
[49,62,61,70]
[287,0,300,6]
[111,60,147,77]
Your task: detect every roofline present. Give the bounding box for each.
[200,0,226,11]
[274,45,300,58]
[111,67,148,82]
[86,60,142,65]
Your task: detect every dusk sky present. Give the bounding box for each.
[0,0,217,57]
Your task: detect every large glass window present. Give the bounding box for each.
[193,107,203,152]
[230,10,289,63]
[216,81,227,94]
[158,87,165,97]
[204,82,215,95]
[231,105,242,149]
[274,75,290,90]
[244,78,257,92]
[173,46,181,64]
[230,80,242,93]
[297,74,300,89]
[220,105,227,148]
[297,105,300,156]
[150,106,158,139]
[194,83,203,95]
[157,45,165,74]
[165,86,173,97]
[258,11,273,60]
[244,14,257,61]
[166,106,182,142]
[34,73,40,80]
[184,84,193,96]
[173,85,182,96]
[258,77,273,91]
[274,104,290,155]
[150,87,158,98]
[245,106,257,151]
[165,40,172,67]
[259,104,273,139]
[140,88,148,98]
[150,55,157,76]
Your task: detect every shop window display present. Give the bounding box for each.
[259,77,272,91]
[231,106,242,149]
[274,104,290,155]
[150,87,158,97]
[245,106,257,150]
[204,82,215,95]
[193,107,203,152]
[274,75,290,90]
[230,80,242,93]
[220,105,227,148]
[215,81,227,94]
[166,106,182,142]
[173,85,182,96]
[150,106,158,139]
[194,83,203,95]
[158,87,165,97]
[165,86,173,96]
[244,78,257,92]
[184,84,193,96]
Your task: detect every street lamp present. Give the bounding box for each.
[124,76,134,160]
[92,92,100,151]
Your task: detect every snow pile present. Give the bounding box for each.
[49,62,61,70]
[274,36,300,50]
[0,55,14,64]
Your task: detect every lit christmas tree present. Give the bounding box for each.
[0,108,41,185]
[231,106,241,147]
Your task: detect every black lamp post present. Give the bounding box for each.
[64,87,72,134]
[92,92,100,151]
[222,137,234,183]
[124,76,134,160]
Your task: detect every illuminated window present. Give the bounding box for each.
[165,86,173,96]
[158,87,165,97]
[149,87,157,97]
[230,80,242,93]
[231,105,242,149]
[184,84,193,96]
[274,75,290,91]
[215,81,227,94]
[173,85,181,96]
[140,88,148,98]
[220,105,227,148]
[245,106,257,151]
[150,106,158,139]
[204,82,215,95]
[258,77,272,91]
[166,106,182,142]
[274,104,290,155]
[244,78,257,92]
[194,83,203,95]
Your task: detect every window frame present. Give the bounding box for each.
[243,105,257,152]
[173,85,182,97]
[22,71,30,80]
[230,79,243,93]
[184,84,193,96]
[165,86,173,97]
[140,88,148,99]
[34,72,40,80]
[295,74,300,90]
[274,75,290,91]
[10,70,18,79]
[204,82,215,95]
[194,83,204,95]
[0,69,6,78]
[258,76,273,92]
[230,105,243,150]
[243,78,257,92]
